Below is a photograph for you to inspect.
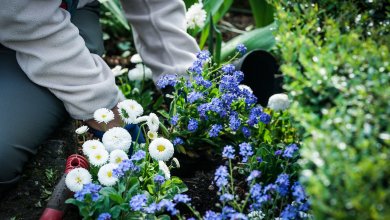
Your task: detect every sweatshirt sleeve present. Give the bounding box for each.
[120,0,200,83]
[0,0,122,120]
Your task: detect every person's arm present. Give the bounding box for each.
[0,0,122,120]
[120,0,200,82]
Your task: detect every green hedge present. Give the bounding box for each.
[271,1,390,219]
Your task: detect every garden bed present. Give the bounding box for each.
[0,7,256,220]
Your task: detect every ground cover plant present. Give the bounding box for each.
[271,0,390,219]
[63,45,311,219]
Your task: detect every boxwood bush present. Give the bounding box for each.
[271,0,389,219]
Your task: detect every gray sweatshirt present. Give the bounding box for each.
[0,0,199,120]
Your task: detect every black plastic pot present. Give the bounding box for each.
[234,49,280,107]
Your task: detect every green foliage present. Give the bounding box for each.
[221,23,276,61]
[271,0,390,219]
[249,0,274,28]
[99,0,130,36]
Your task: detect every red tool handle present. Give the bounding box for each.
[40,154,89,220]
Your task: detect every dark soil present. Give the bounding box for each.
[0,120,79,220]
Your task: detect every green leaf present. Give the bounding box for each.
[65,198,82,206]
[147,184,154,194]
[153,96,164,111]
[100,187,117,197]
[249,0,274,28]
[157,110,170,119]
[109,193,124,204]
[157,214,171,220]
[199,0,233,48]
[221,22,276,61]
[99,0,130,30]
[110,206,122,219]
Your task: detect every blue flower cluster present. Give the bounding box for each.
[128,194,193,216]
[214,165,229,190]
[154,174,165,185]
[129,194,148,211]
[97,213,111,220]
[187,118,198,132]
[170,114,179,126]
[112,159,140,178]
[283,143,299,158]
[222,145,235,159]
[173,194,191,204]
[275,173,290,196]
[189,50,210,74]
[246,170,261,182]
[236,44,247,55]
[203,207,248,220]
[172,137,184,146]
[220,193,234,202]
[229,112,241,131]
[187,91,204,103]
[239,142,253,163]
[157,74,178,89]
[209,124,223,137]
[74,183,101,202]
[131,150,146,161]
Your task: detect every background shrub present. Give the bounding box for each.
[271,1,390,219]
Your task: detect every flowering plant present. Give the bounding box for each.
[158,45,297,157]
[65,100,188,219]
[113,55,163,114]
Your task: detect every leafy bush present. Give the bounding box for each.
[271,1,390,219]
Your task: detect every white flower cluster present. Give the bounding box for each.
[128,64,153,81]
[186,1,207,29]
[66,99,178,191]
[111,65,128,77]
[267,93,290,111]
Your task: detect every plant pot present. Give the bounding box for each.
[234,49,280,106]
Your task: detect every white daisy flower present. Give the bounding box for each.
[75,125,89,135]
[239,84,253,93]
[130,53,143,64]
[134,115,149,124]
[128,64,152,81]
[98,163,119,186]
[65,168,92,192]
[93,108,115,124]
[102,127,132,152]
[267,93,290,111]
[111,65,127,77]
[88,149,109,167]
[149,138,174,161]
[117,100,143,124]
[147,113,160,132]
[158,161,171,179]
[186,1,207,29]
[171,157,180,168]
[147,131,158,140]
[82,140,105,157]
[109,149,129,164]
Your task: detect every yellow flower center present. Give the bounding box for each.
[107,171,112,178]
[115,157,122,163]
[102,114,107,118]
[157,145,166,152]
[92,145,97,149]
[96,155,102,160]
[76,177,82,184]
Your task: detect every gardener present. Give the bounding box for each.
[0,0,199,193]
